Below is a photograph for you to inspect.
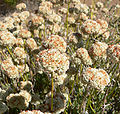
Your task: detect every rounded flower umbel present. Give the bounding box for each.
[14,47,28,63]
[26,38,38,51]
[107,44,120,62]
[76,48,93,65]
[31,15,44,27]
[20,110,44,114]
[89,41,108,60]
[20,81,33,92]
[16,3,26,11]
[82,67,110,91]
[81,19,101,35]
[42,35,67,53]
[18,29,31,39]
[38,49,69,74]
[1,58,20,79]
[6,90,31,110]
[0,31,16,46]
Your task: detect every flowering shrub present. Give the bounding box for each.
[0,0,120,114]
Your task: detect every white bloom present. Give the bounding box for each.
[38,49,69,74]
[89,41,108,59]
[26,38,38,50]
[16,3,26,11]
[42,35,67,53]
[82,67,110,91]
[76,48,93,65]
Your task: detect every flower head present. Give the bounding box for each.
[76,48,93,65]
[89,41,108,59]
[107,44,120,62]
[42,35,67,53]
[81,19,101,35]
[82,67,110,91]
[38,49,69,74]
[16,3,26,11]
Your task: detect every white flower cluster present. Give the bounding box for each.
[14,47,27,61]
[89,41,108,59]
[79,13,88,21]
[18,29,31,38]
[0,21,7,31]
[59,8,68,14]
[81,19,101,34]
[20,81,33,92]
[107,44,120,62]
[0,31,16,46]
[39,1,53,15]
[19,11,30,22]
[76,48,93,65]
[42,35,67,53]
[68,17,75,24]
[47,12,61,23]
[96,19,109,39]
[26,38,38,50]
[6,90,31,110]
[1,58,20,79]
[16,3,26,11]
[15,38,24,46]
[96,2,104,9]
[82,67,110,91]
[31,15,44,27]
[38,49,69,74]
[75,3,89,14]
[20,110,44,114]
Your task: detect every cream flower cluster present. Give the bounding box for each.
[39,1,53,15]
[59,8,68,14]
[15,38,24,46]
[0,21,7,31]
[31,15,44,27]
[43,35,67,53]
[107,44,120,62]
[96,19,109,39]
[82,67,110,91]
[18,29,31,38]
[20,81,33,92]
[1,58,20,79]
[20,110,44,114]
[38,49,69,74]
[47,12,61,23]
[79,13,88,21]
[0,31,16,46]
[76,48,93,65]
[6,90,31,110]
[19,11,30,22]
[53,73,67,85]
[81,19,101,34]
[96,2,104,9]
[74,3,89,14]
[26,38,38,50]
[89,41,108,59]
[16,3,26,11]
[14,47,27,60]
